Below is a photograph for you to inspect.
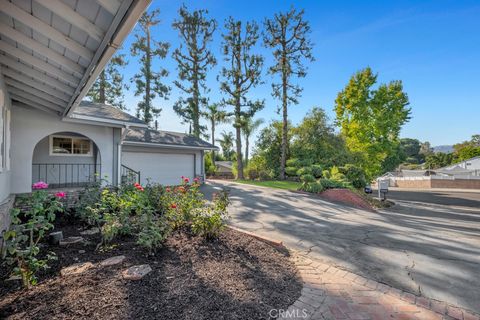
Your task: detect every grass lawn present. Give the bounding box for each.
[235,180,301,190]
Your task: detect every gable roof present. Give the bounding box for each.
[124,127,218,150]
[71,101,147,126]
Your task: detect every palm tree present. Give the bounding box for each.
[241,117,264,167]
[203,104,229,164]
[217,131,235,160]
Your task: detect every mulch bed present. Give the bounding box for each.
[0,219,301,320]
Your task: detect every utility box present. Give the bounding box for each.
[378,179,389,200]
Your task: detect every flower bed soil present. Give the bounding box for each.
[0,219,301,320]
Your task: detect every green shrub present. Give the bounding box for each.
[286,158,302,168]
[285,166,298,176]
[322,169,331,179]
[311,164,323,178]
[258,169,273,181]
[300,174,316,183]
[2,188,64,288]
[246,166,259,180]
[191,189,230,239]
[319,178,347,189]
[296,166,313,176]
[339,164,367,188]
[304,181,325,193]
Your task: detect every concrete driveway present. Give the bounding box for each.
[203,180,480,314]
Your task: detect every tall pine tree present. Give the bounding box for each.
[131,9,170,126]
[264,7,314,179]
[220,18,264,179]
[172,5,217,138]
[87,54,127,109]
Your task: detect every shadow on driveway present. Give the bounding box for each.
[202,180,480,314]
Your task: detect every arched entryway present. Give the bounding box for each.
[31,132,102,188]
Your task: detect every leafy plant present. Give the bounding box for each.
[2,188,63,288]
[191,189,230,239]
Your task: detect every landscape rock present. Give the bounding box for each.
[48,231,63,245]
[122,264,152,280]
[80,228,100,236]
[59,236,84,246]
[60,262,94,276]
[100,255,126,267]
[78,250,86,254]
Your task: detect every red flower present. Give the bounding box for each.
[184,177,190,183]
[166,187,171,192]
[55,191,66,199]
[177,186,186,193]
[170,203,177,209]
[134,183,144,191]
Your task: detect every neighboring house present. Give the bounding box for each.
[215,161,233,178]
[0,0,216,216]
[442,156,480,173]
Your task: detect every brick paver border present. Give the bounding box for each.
[283,253,480,320]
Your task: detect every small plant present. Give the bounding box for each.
[2,183,64,288]
[135,210,170,254]
[191,190,230,240]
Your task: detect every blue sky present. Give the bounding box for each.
[116,0,480,147]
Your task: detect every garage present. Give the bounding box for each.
[122,151,195,186]
[120,128,217,186]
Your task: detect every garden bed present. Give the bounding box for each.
[0,219,301,320]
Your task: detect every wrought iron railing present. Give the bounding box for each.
[32,163,101,188]
[121,164,140,185]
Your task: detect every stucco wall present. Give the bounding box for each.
[10,104,118,194]
[0,69,11,203]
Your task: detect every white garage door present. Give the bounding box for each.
[122,151,195,186]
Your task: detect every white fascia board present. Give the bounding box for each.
[122,141,219,151]
[63,114,148,129]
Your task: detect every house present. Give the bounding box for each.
[214,161,233,178]
[0,0,216,233]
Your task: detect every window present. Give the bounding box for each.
[50,135,92,156]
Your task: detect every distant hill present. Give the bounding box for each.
[433,145,454,154]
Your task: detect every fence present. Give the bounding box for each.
[32,163,101,188]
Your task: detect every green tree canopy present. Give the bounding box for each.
[264,7,314,179]
[87,54,128,109]
[131,9,170,125]
[335,67,411,178]
[291,107,351,168]
[219,17,264,179]
[172,5,217,137]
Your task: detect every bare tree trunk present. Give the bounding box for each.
[235,122,243,179]
[192,59,200,138]
[245,135,249,168]
[145,25,151,124]
[99,70,106,104]
[211,119,215,166]
[280,53,288,180]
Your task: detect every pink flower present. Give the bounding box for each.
[166,187,171,192]
[181,176,185,180]
[184,177,190,183]
[32,181,49,190]
[193,177,199,183]
[55,192,66,199]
